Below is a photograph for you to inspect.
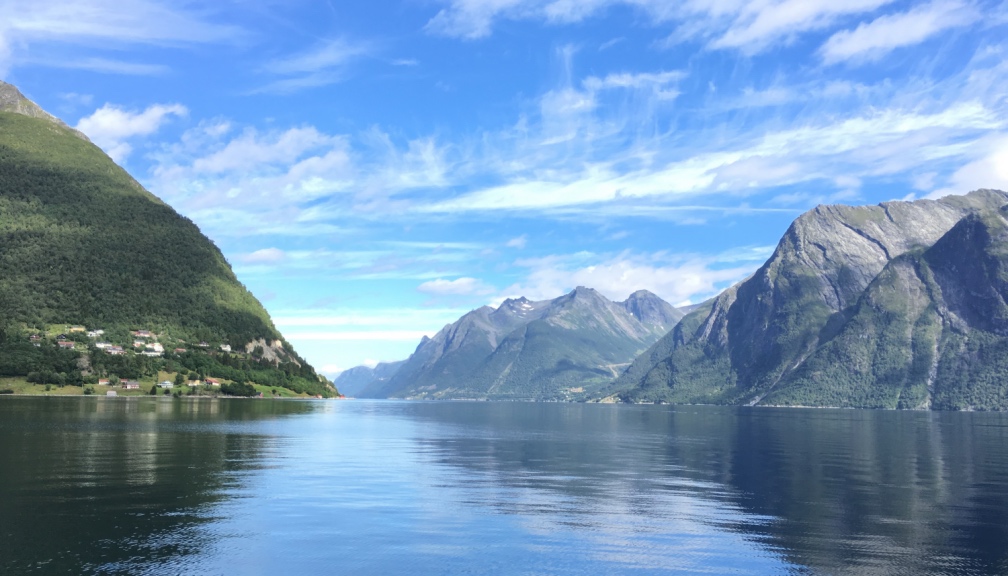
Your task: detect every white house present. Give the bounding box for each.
[158,381,174,389]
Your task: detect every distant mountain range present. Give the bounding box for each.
[608,189,1008,410]
[348,189,1008,410]
[333,360,405,397]
[350,288,682,400]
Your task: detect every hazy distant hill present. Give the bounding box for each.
[607,189,1008,410]
[360,288,682,400]
[0,81,333,396]
[333,360,405,397]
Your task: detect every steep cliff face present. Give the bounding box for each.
[360,288,681,400]
[612,190,1008,407]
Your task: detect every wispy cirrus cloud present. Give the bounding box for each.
[424,0,899,56]
[821,0,980,64]
[417,102,1001,214]
[0,0,243,74]
[703,0,896,54]
[254,38,375,94]
[19,56,170,76]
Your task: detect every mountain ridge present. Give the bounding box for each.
[358,287,682,400]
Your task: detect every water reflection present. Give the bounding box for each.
[400,403,1008,575]
[0,397,316,575]
[5,398,1008,575]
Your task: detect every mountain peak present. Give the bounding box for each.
[498,295,530,308]
[622,290,683,328]
[0,81,89,141]
[625,289,659,302]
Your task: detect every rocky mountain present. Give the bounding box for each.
[608,189,1008,409]
[360,287,682,400]
[0,82,88,140]
[333,360,405,397]
[0,81,333,396]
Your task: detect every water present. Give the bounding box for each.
[2,398,1008,575]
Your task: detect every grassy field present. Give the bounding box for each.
[0,374,319,398]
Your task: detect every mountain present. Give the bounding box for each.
[361,287,682,400]
[608,189,1008,409]
[0,81,333,396]
[332,360,405,397]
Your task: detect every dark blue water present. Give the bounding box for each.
[2,398,1007,575]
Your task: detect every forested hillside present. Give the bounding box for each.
[0,82,334,397]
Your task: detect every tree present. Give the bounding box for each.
[174,372,185,386]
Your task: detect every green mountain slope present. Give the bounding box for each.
[362,288,682,400]
[0,82,333,396]
[609,189,1008,409]
[765,206,1008,410]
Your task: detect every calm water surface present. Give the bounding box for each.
[1,398,1008,575]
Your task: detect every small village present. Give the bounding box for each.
[9,324,327,399]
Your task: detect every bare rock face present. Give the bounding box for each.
[613,189,1008,406]
[244,338,297,366]
[0,80,90,141]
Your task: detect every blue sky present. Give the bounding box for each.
[2,0,1007,376]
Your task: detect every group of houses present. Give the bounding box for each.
[157,378,221,389]
[39,326,234,359]
[97,378,142,389]
[95,377,223,390]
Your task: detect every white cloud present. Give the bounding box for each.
[425,0,530,39]
[3,0,241,44]
[500,249,769,305]
[506,235,528,249]
[23,56,169,75]
[263,39,371,76]
[583,70,685,100]
[241,248,287,265]
[708,0,896,53]
[417,277,496,296]
[424,0,899,56]
[417,101,1001,214]
[930,135,1008,197]
[255,38,374,93]
[821,0,980,64]
[75,103,187,162]
[425,0,679,39]
[0,0,242,73]
[192,127,341,174]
